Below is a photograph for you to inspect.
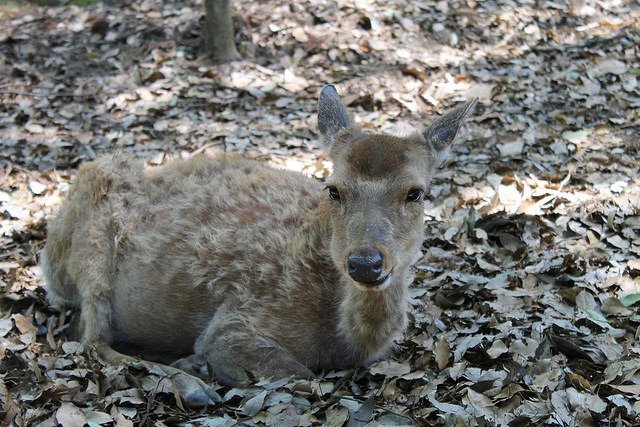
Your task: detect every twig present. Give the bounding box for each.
[0,90,96,98]
[530,29,637,53]
[0,83,33,89]
[95,27,155,46]
[139,379,159,426]
[187,140,226,158]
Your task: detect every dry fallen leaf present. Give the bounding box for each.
[433,339,451,371]
[601,297,633,316]
[590,58,628,76]
[497,139,524,157]
[55,402,88,426]
[369,360,412,377]
[486,340,508,358]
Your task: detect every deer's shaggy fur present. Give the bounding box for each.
[42,85,476,406]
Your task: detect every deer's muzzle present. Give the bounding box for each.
[347,248,388,285]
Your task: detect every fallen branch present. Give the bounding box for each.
[0,90,96,98]
[530,29,638,53]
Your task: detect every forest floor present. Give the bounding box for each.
[1,0,639,425]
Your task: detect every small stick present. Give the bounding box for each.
[0,90,96,98]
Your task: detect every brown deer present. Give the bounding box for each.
[42,85,476,407]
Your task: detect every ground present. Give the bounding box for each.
[0,0,639,425]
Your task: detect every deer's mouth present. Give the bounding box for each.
[356,270,393,290]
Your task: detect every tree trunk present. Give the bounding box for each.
[203,0,239,62]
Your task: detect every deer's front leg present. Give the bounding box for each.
[197,306,314,386]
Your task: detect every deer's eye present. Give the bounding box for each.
[326,185,341,201]
[406,188,424,202]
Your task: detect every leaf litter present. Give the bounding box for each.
[1,0,639,425]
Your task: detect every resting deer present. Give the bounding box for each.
[42,85,476,407]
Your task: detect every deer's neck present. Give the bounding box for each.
[290,199,409,363]
[337,274,409,363]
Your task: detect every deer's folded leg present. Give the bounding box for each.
[204,331,314,386]
[196,308,314,386]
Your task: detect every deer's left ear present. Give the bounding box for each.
[423,98,478,164]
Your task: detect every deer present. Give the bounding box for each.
[41,85,477,407]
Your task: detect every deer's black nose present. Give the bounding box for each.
[348,249,383,283]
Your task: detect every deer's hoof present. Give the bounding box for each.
[173,373,222,407]
[183,387,221,408]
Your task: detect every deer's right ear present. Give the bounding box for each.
[318,85,352,148]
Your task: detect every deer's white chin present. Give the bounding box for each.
[353,270,393,292]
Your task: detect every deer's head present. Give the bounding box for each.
[318,85,476,291]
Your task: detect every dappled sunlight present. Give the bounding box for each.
[0,0,639,424]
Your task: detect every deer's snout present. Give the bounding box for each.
[347,249,384,284]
